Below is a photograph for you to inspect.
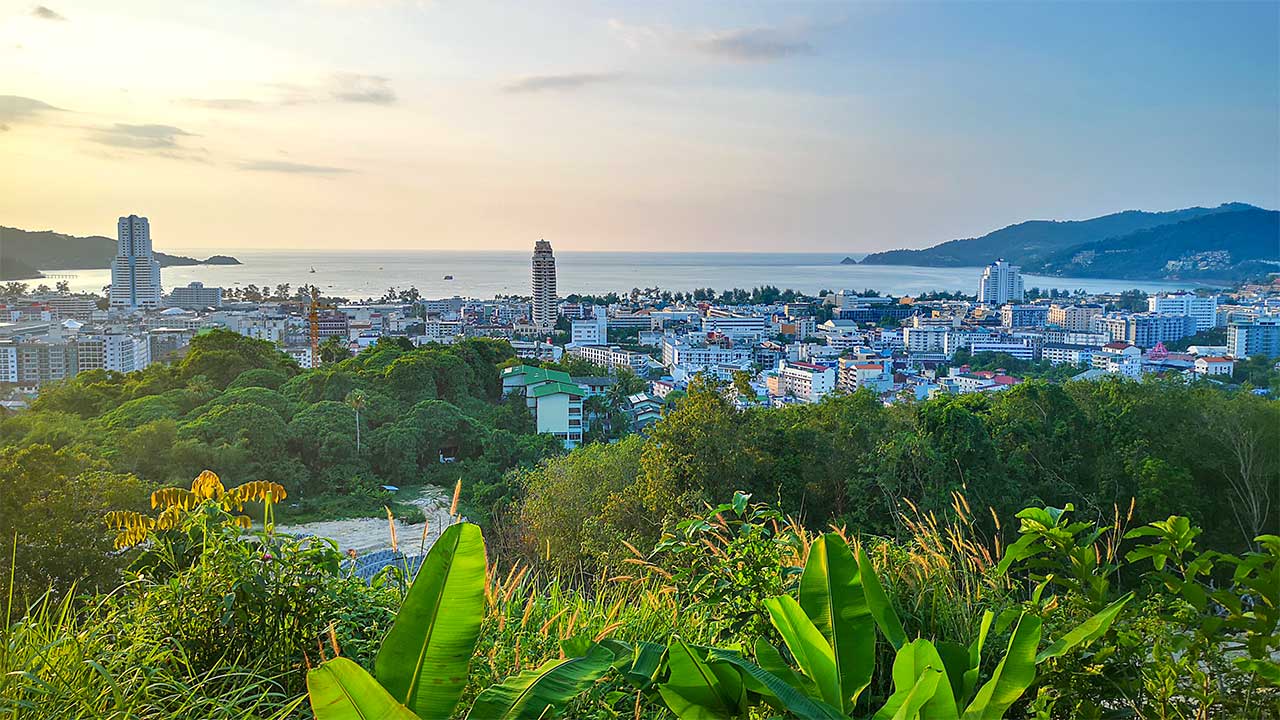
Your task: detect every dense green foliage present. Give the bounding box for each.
[0,330,564,602]
[518,376,1278,572]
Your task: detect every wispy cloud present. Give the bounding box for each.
[0,95,63,131]
[608,18,819,63]
[238,159,351,174]
[87,123,206,160]
[195,73,398,110]
[90,123,193,150]
[31,5,66,21]
[502,73,624,94]
[180,97,261,110]
[692,26,813,61]
[329,73,396,104]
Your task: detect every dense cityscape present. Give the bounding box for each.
[3,214,1278,444]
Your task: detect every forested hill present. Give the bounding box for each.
[1026,207,1280,281]
[0,225,241,280]
[858,202,1258,269]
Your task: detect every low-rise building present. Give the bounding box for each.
[1042,343,1096,366]
[1194,356,1235,376]
[769,360,835,403]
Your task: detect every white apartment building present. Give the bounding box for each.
[109,215,163,310]
[568,344,653,374]
[571,314,608,345]
[1148,292,1218,331]
[531,239,557,328]
[1042,344,1097,366]
[968,338,1035,360]
[903,324,949,354]
[661,336,755,370]
[167,282,223,310]
[77,331,152,373]
[837,361,885,393]
[1227,316,1280,358]
[701,312,769,340]
[771,360,836,403]
[978,260,1024,306]
[1092,342,1144,378]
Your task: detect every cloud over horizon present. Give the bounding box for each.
[0,95,63,131]
[31,5,67,21]
[501,72,623,93]
[329,73,396,104]
[237,159,352,174]
[691,26,814,61]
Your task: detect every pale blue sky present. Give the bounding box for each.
[2,0,1277,251]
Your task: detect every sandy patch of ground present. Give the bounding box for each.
[275,485,459,556]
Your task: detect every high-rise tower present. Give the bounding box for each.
[109,215,162,309]
[531,239,557,328]
[977,259,1023,307]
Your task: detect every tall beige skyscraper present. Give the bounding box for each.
[531,239,557,328]
[109,214,162,309]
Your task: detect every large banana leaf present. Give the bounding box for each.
[307,658,421,720]
[657,640,746,719]
[764,595,842,709]
[961,612,1042,720]
[375,522,487,719]
[600,638,668,690]
[963,610,994,702]
[1035,592,1133,663]
[466,643,616,720]
[754,638,818,698]
[706,648,848,720]
[800,533,876,711]
[873,639,958,720]
[855,545,907,650]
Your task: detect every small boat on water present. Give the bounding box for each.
[309,266,316,273]
[443,275,454,280]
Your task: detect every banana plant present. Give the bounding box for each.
[625,532,1132,720]
[306,522,614,720]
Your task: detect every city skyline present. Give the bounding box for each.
[2,1,1278,252]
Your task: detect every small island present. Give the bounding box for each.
[840,256,859,265]
[201,255,242,266]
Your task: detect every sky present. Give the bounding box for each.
[1,0,1277,253]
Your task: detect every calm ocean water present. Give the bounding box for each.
[51,250,1199,301]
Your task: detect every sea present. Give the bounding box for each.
[47,250,1201,301]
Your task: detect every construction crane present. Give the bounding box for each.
[308,285,336,369]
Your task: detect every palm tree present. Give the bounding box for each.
[346,389,367,454]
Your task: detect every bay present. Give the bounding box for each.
[46,250,1199,301]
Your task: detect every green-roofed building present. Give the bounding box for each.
[500,364,585,448]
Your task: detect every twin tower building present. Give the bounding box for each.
[109,214,162,310]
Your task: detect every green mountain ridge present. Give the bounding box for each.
[1025,207,1280,282]
[0,225,241,281]
[858,202,1263,272]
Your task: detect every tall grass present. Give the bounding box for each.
[0,587,305,719]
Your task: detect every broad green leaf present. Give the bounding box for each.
[754,639,818,698]
[764,595,842,709]
[307,658,420,720]
[873,639,958,720]
[801,533,876,710]
[601,639,667,690]
[657,640,745,719]
[466,643,615,720]
[873,664,947,720]
[856,545,907,649]
[375,522,487,719]
[706,648,847,720]
[1036,592,1133,664]
[962,613,1043,720]
[963,611,993,702]
[935,641,970,708]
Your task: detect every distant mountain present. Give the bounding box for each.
[1026,208,1279,282]
[859,203,1259,268]
[0,226,240,281]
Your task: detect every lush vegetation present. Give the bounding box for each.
[2,333,1277,718]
